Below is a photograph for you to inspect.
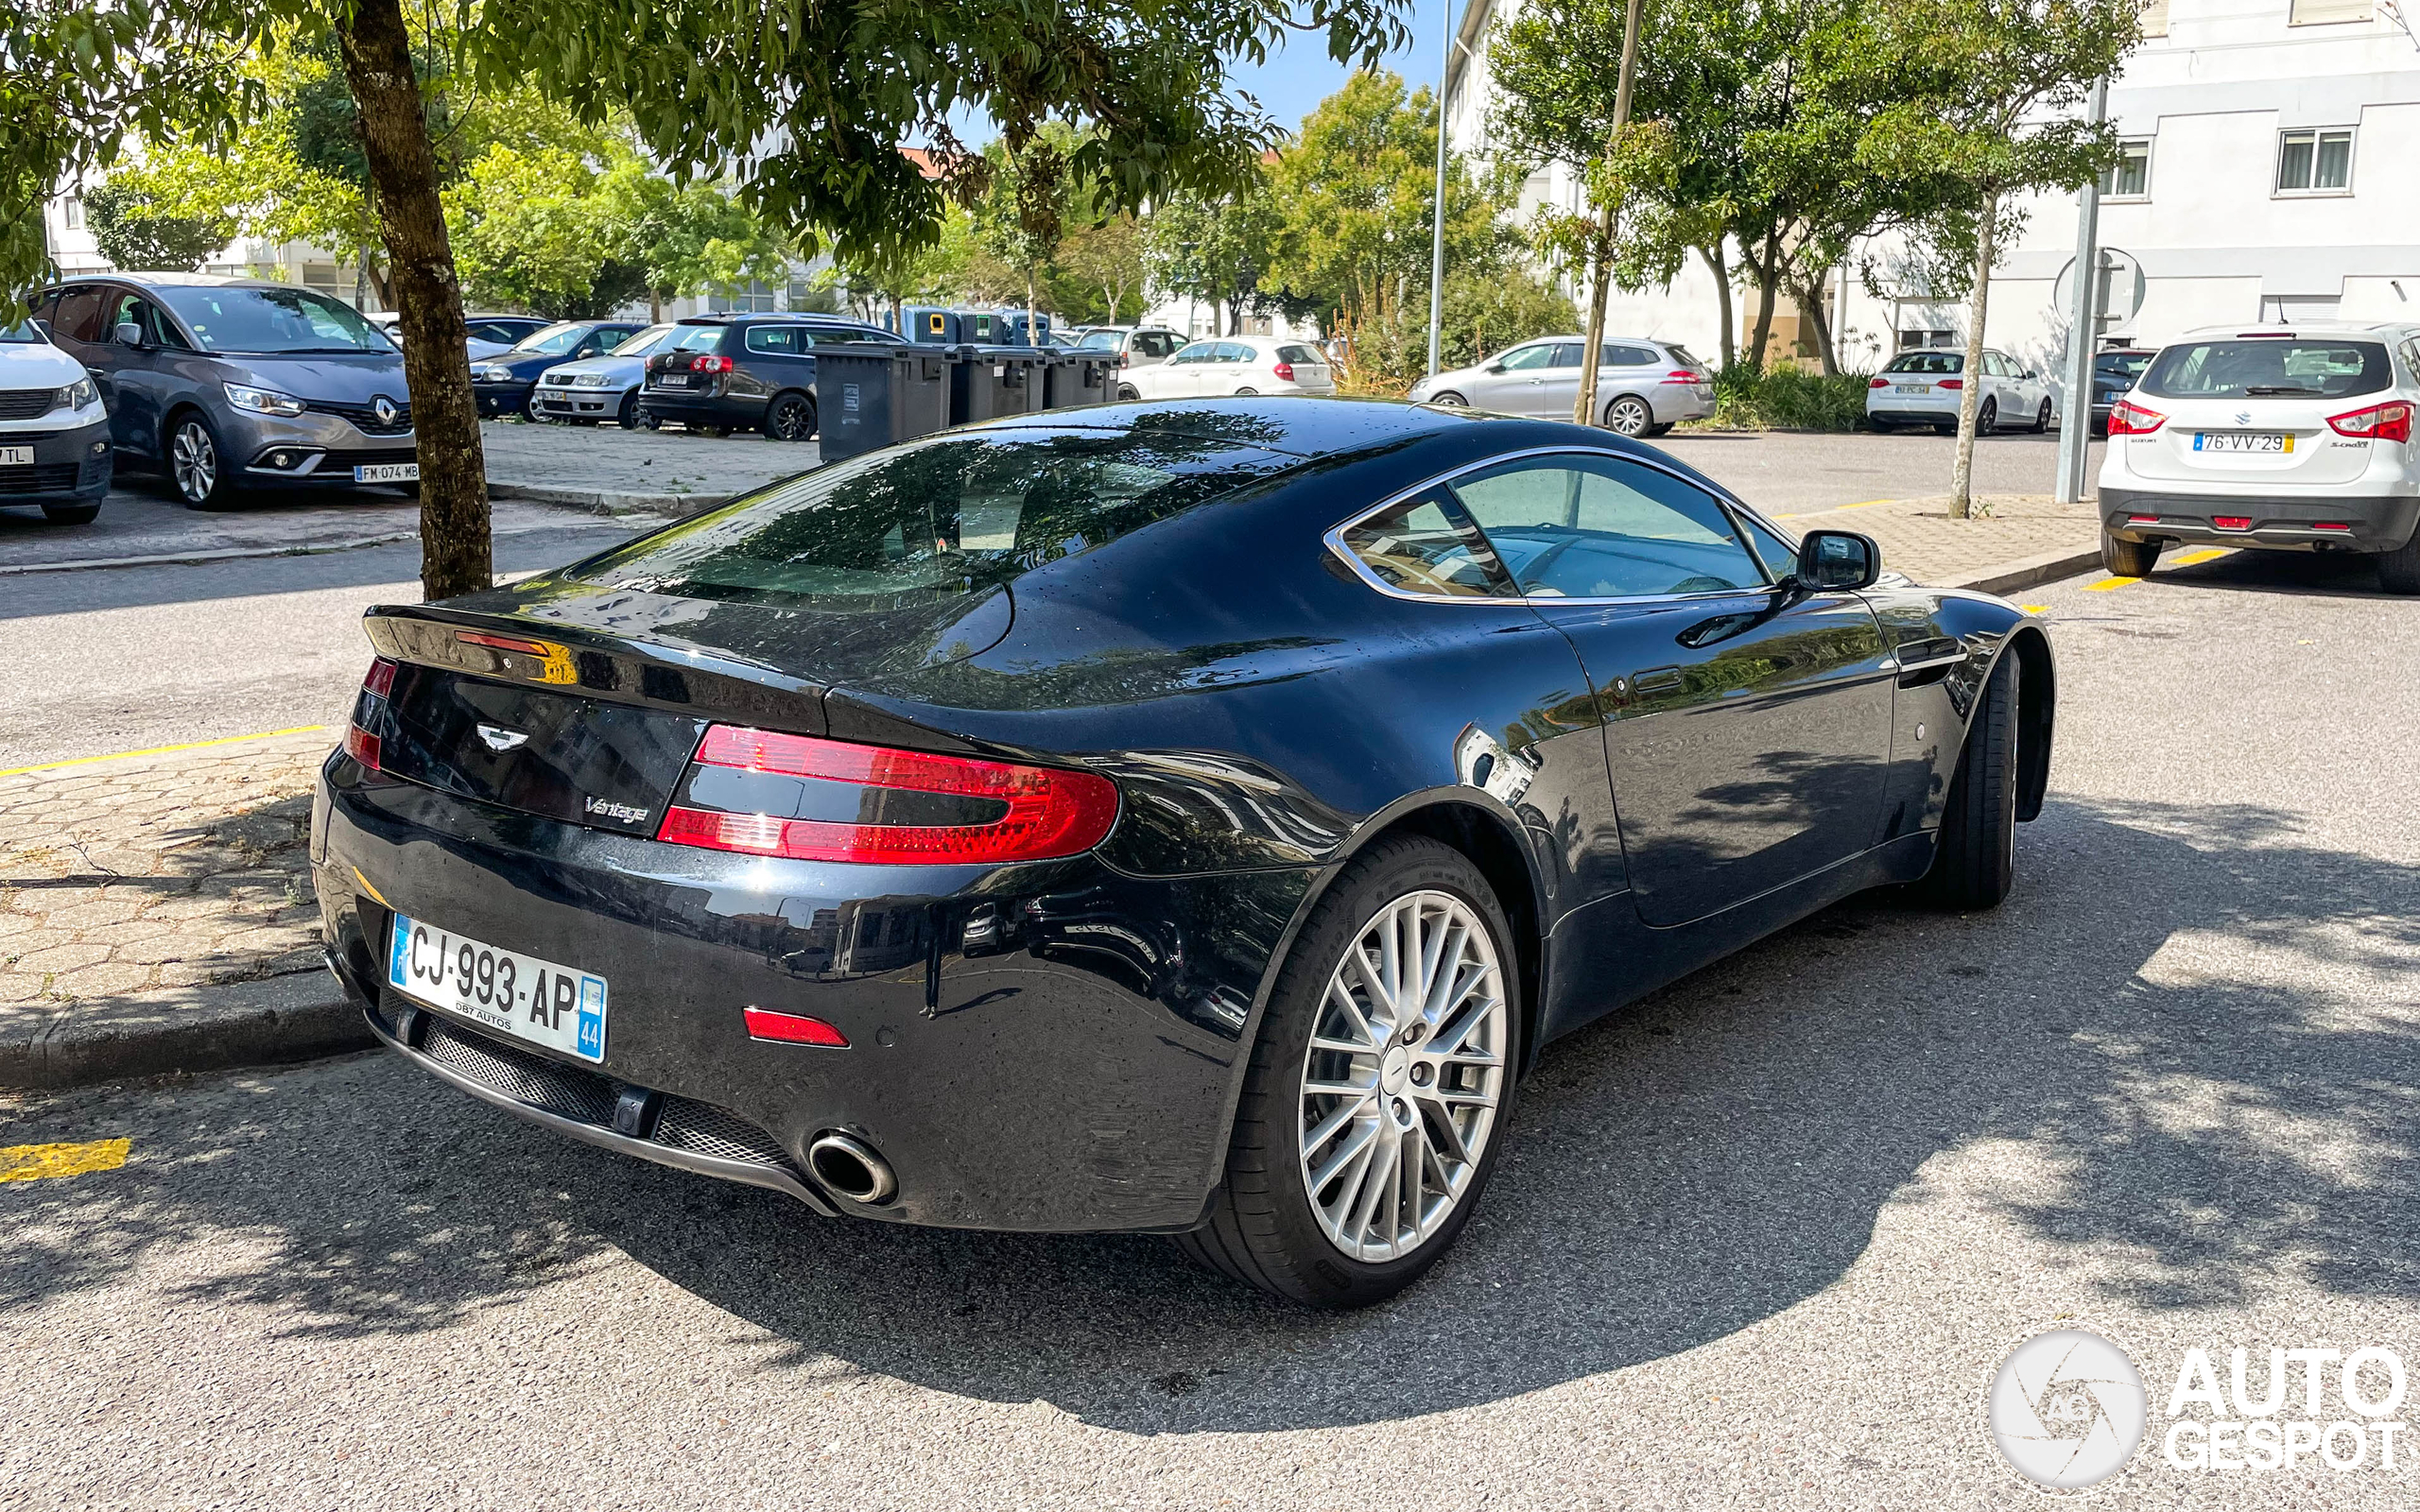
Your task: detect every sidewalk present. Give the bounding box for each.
[0,732,371,1088]
[0,496,2102,1089]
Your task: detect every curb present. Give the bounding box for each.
[1941,546,2104,597]
[488,480,735,518]
[0,971,374,1091]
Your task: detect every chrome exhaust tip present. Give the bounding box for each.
[806,1131,897,1205]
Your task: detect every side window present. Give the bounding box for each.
[744,325,803,355]
[1496,343,1557,371]
[1600,344,1657,369]
[1167,345,1213,366]
[50,286,108,345]
[1144,333,1177,358]
[1546,343,1583,369]
[1338,490,1516,598]
[1212,342,1247,363]
[1737,512,1800,580]
[1451,455,1767,599]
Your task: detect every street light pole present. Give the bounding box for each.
[2055,77,2109,507]
[1426,0,1454,377]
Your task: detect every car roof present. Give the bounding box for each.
[2175,321,2420,340]
[57,271,290,292]
[673,313,882,326]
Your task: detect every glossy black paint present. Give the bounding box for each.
[315,397,2054,1234]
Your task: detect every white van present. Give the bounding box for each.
[1,318,112,524]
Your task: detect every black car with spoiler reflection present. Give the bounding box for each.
[313,398,2055,1307]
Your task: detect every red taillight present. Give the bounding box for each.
[690,353,734,374]
[347,656,398,770]
[1868,377,1890,389]
[2315,522,2353,532]
[1667,370,1703,382]
[742,1006,850,1047]
[2127,514,2161,525]
[2328,400,2412,443]
[656,725,1120,865]
[1272,361,1295,382]
[2106,400,2166,436]
[1938,377,1964,390]
[2213,516,2252,530]
[1118,352,1130,367]
[458,629,550,657]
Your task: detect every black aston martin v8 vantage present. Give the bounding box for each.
[312,398,2054,1307]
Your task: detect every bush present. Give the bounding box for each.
[1705,366,1876,432]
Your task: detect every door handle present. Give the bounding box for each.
[1630,664,1685,695]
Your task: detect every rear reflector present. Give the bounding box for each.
[743,1006,849,1047]
[2127,514,2161,524]
[2213,516,2252,530]
[656,725,1119,865]
[2315,522,2353,532]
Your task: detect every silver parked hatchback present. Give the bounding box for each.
[1409,336,1716,436]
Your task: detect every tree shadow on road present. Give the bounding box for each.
[3,794,2414,1435]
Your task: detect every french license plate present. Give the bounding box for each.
[0,445,31,466]
[387,913,609,1063]
[656,374,690,387]
[2195,432,2290,454]
[1895,384,1929,394]
[354,462,419,483]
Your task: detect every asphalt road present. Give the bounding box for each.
[5,546,2414,1508]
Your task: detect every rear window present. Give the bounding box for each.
[1883,352,1962,375]
[2094,352,2152,380]
[2137,338,2391,401]
[567,429,1294,610]
[1077,330,1122,351]
[665,324,730,354]
[1278,345,1319,365]
[1665,344,1707,373]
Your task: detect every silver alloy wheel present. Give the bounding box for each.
[1606,395,1651,436]
[1298,888,1509,1263]
[171,421,216,503]
[1427,390,1468,406]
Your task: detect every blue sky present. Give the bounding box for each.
[1228,0,1454,135]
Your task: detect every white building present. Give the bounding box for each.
[1443,0,2420,373]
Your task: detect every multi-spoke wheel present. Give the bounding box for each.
[1297,889,1508,1263]
[1177,835,1522,1306]
[166,413,233,509]
[1603,394,1653,436]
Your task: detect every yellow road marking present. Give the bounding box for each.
[1777,498,1893,519]
[0,726,329,780]
[2020,604,2050,614]
[2084,576,2139,593]
[0,1139,131,1183]
[2167,547,2232,567]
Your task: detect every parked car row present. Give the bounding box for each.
[1866,349,2058,435]
[1408,337,1716,436]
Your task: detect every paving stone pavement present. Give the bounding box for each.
[479,418,817,512]
[0,733,332,1022]
[1776,490,2100,591]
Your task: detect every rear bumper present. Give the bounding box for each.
[640,390,761,427]
[313,757,1312,1233]
[0,417,112,503]
[2101,486,2420,554]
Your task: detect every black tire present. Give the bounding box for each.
[1235,387,1259,396]
[1644,421,1675,438]
[2377,529,2420,594]
[2100,527,2160,577]
[1917,651,2018,911]
[1116,383,1141,401]
[766,390,817,442]
[617,392,643,430]
[1978,397,1999,434]
[1868,418,1893,434]
[1603,393,1653,436]
[41,500,100,524]
[2031,398,2051,434]
[1427,390,1468,407]
[164,410,236,509]
[1173,835,1524,1307]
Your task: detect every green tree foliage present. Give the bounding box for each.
[1144,180,1290,336]
[1267,71,1530,390]
[81,180,233,272]
[1861,0,2135,514]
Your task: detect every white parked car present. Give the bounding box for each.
[1407,336,1714,436]
[1076,325,1190,387]
[1124,336,1335,400]
[1865,348,2055,435]
[2096,321,2420,593]
[0,318,112,524]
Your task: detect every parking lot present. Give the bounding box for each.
[5,542,2414,1508]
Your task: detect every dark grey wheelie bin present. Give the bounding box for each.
[950,346,1047,424]
[1043,351,1115,410]
[815,343,954,463]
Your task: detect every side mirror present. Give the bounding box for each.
[1797,529,1881,592]
[114,320,147,349]
[1484,360,1507,374]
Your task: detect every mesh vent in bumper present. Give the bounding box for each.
[655,1096,790,1166]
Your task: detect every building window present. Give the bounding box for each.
[61,198,83,231]
[2276,129,2355,194]
[2101,140,2152,198]
[2139,0,2169,36]
[2289,0,2373,22]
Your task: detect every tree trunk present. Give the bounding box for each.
[1742,229,1782,371]
[337,0,489,601]
[649,286,665,322]
[1576,0,1645,425]
[1697,243,1734,369]
[1949,190,1999,520]
[1798,271,1840,376]
[1024,266,1039,340]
